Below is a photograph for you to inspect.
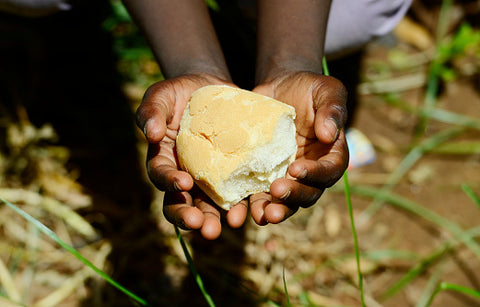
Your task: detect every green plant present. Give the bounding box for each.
[0,198,148,306]
[174,226,216,307]
[103,0,163,86]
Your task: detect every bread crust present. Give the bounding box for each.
[176,85,297,210]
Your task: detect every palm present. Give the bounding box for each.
[250,71,349,224]
[137,74,248,240]
[143,76,222,178]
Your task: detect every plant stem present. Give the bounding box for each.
[424,282,480,307]
[343,172,366,307]
[0,198,149,306]
[174,226,216,307]
[342,185,480,260]
[414,0,455,141]
[462,184,480,209]
[324,55,365,306]
[358,127,464,225]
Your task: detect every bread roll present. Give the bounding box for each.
[176,85,297,210]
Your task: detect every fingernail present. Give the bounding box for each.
[280,189,291,200]
[177,219,190,230]
[296,169,307,179]
[173,180,181,191]
[144,119,155,140]
[143,119,155,140]
[325,118,340,143]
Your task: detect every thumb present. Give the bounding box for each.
[313,76,348,144]
[137,110,167,144]
[136,83,174,143]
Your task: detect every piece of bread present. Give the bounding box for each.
[176,85,297,210]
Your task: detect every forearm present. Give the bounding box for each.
[122,0,230,80]
[255,0,332,83]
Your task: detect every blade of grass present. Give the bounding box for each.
[415,261,445,307]
[335,185,480,260]
[418,108,480,130]
[282,267,291,307]
[430,141,480,154]
[424,282,480,307]
[343,171,366,307]
[414,0,455,140]
[205,0,220,11]
[322,56,330,76]
[324,56,366,307]
[0,198,148,307]
[358,126,464,225]
[359,249,419,262]
[383,95,480,130]
[383,244,448,300]
[174,226,216,307]
[462,184,480,209]
[381,226,480,299]
[383,179,480,299]
[267,301,282,307]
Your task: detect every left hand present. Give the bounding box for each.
[250,71,349,225]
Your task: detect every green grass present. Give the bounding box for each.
[424,282,480,307]
[282,267,291,307]
[0,197,149,307]
[174,226,216,307]
[343,172,366,307]
[358,126,466,224]
[463,184,480,209]
[325,55,366,306]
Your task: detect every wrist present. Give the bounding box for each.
[255,0,331,84]
[166,59,232,82]
[255,54,323,85]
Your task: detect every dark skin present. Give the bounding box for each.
[123,0,349,240]
[251,71,348,225]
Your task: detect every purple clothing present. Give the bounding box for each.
[0,0,71,17]
[325,0,413,57]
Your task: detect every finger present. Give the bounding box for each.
[194,195,222,240]
[249,193,271,226]
[264,202,297,224]
[288,131,349,187]
[226,199,249,228]
[136,103,168,144]
[163,191,204,230]
[136,83,174,143]
[147,143,194,192]
[313,77,348,144]
[270,178,324,209]
[148,164,194,192]
[251,187,303,225]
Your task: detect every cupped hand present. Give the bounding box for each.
[136,74,248,240]
[250,71,349,225]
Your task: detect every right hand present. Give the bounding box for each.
[136,74,249,240]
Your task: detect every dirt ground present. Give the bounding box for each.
[329,41,480,307]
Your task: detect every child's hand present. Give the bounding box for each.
[136,74,248,240]
[250,71,349,225]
